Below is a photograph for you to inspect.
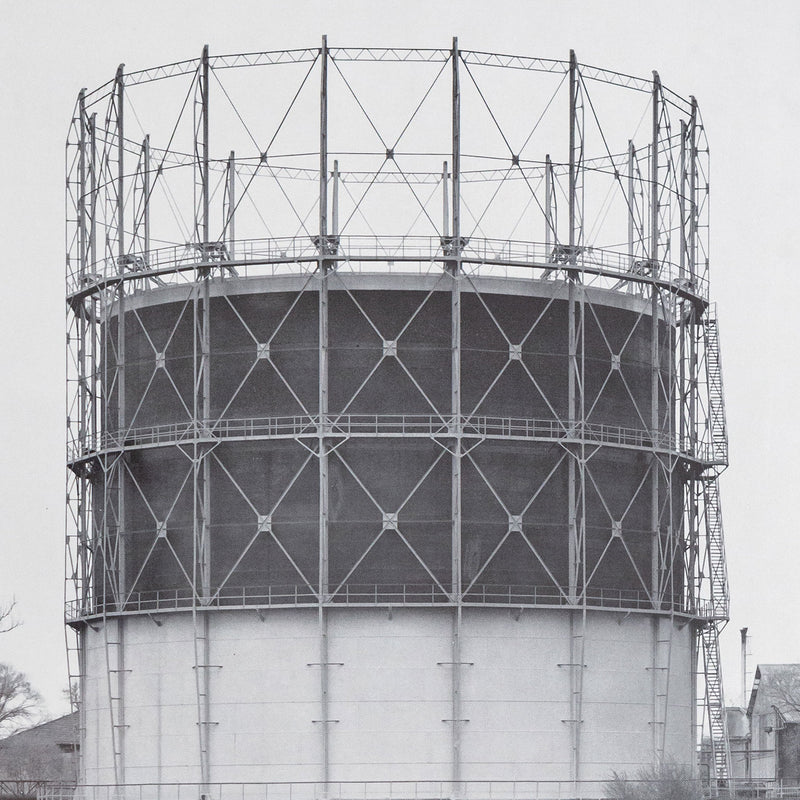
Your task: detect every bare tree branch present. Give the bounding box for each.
[770,669,800,716]
[63,681,80,712]
[0,740,66,781]
[0,599,20,635]
[0,664,42,737]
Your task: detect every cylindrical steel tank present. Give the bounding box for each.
[65,42,723,796]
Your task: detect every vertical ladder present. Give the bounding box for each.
[699,308,731,784]
[704,315,728,467]
[64,625,84,782]
[703,478,729,620]
[103,618,127,784]
[652,618,674,761]
[567,610,586,792]
[701,621,730,782]
[193,609,217,789]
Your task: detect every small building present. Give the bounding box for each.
[699,665,800,787]
[747,664,800,784]
[699,709,750,784]
[726,706,751,780]
[0,713,78,784]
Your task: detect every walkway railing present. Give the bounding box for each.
[66,235,708,302]
[68,414,710,464]
[65,584,711,623]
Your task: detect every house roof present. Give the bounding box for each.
[0,713,79,782]
[748,664,800,724]
[0,713,78,746]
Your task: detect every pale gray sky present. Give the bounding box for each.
[0,0,797,716]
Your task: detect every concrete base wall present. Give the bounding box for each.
[82,607,694,784]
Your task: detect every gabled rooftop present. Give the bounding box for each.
[748,664,800,724]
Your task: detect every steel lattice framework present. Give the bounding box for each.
[65,40,731,791]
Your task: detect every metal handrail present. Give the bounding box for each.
[66,234,708,301]
[68,413,711,463]
[65,583,713,623]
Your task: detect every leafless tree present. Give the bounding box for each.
[0,740,66,781]
[62,681,80,711]
[771,669,800,716]
[0,599,20,634]
[0,664,42,737]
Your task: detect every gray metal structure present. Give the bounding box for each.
[65,40,731,792]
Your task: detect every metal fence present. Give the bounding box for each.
[23,781,800,800]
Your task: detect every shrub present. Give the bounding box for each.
[605,762,702,800]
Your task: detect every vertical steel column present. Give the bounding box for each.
[332,159,339,237]
[568,51,579,258]
[688,99,698,289]
[649,72,663,761]
[666,111,680,637]
[103,617,126,785]
[566,50,586,787]
[116,65,126,266]
[317,35,332,790]
[627,141,635,267]
[677,121,688,618]
[199,44,212,603]
[442,161,450,238]
[192,45,213,795]
[89,114,97,281]
[650,73,662,601]
[544,153,552,251]
[319,37,329,248]
[97,80,115,778]
[683,100,699,620]
[567,51,579,603]
[201,45,210,248]
[143,135,150,262]
[77,91,88,280]
[77,88,89,497]
[199,49,213,650]
[650,73,661,270]
[76,627,86,782]
[679,121,687,285]
[191,277,205,788]
[199,283,212,764]
[688,98,699,480]
[88,110,99,621]
[451,39,460,252]
[449,37,464,797]
[113,63,127,786]
[690,622,699,774]
[75,91,88,572]
[115,64,127,606]
[678,123,687,461]
[226,152,236,258]
[190,299,213,791]
[75,91,89,785]
[89,111,98,456]
[650,73,661,592]
[686,94,705,768]
[115,59,127,764]
[651,614,673,761]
